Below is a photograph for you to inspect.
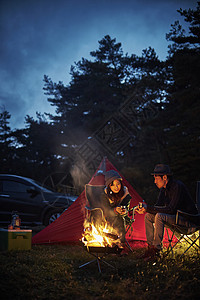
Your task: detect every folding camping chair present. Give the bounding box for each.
[165,181,200,257]
[84,184,136,252]
[165,210,200,258]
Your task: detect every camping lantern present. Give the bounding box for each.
[10,212,21,229]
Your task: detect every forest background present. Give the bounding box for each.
[0,3,200,204]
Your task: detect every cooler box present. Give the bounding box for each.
[0,229,32,251]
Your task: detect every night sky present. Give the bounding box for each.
[0,0,198,129]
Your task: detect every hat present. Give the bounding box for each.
[105,170,122,187]
[151,164,173,175]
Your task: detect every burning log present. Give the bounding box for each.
[103,232,119,240]
[86,244,123,254]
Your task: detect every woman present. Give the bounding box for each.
[103,170,131,242]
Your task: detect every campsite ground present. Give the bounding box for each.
[0,243,199,300]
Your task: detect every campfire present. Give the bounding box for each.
[80,214,123,272]
[82,212,122,250]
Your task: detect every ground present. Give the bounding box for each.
[0,241,199,300]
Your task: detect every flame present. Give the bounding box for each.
[82,218,122,248]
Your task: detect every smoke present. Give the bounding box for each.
[70,158,91,191]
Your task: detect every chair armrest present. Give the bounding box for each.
[175,211,180,225]
[129,206,138,221]
[176,210,200,226]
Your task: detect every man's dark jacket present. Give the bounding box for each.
[147,179,198,215]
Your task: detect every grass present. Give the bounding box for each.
[0,242,200,300]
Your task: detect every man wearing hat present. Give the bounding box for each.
[137,164,198,259]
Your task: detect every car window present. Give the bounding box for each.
[31,181,52,193]
[2,180,31,193]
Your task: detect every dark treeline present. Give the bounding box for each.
[0,3,200,203]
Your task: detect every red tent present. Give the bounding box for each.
[32,157,147,245]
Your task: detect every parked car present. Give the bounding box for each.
[0,174,77,227]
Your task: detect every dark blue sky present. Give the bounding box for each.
[0,0,198,129]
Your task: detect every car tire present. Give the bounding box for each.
[43,208,64,226]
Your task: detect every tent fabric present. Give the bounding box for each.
[32,157,170,245]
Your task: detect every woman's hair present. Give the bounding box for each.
[107,181,124,207]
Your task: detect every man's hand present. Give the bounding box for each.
[135,207,146,214]
[135,202,147,214]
